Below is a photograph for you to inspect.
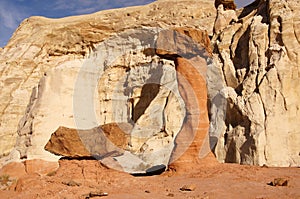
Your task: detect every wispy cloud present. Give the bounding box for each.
[74,7,100,15]
[52,0,153,15]
[0,1,28,29]
[0,1,29,46]
[53,0,95,12]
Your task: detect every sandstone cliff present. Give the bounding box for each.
[0,0,299,170]
[211,0,300,167]
[0,0,216,173]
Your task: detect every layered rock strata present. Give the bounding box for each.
[0,0,299,170]
[40,27,213,173]
[0,0,216,160]
[211,0,300,166]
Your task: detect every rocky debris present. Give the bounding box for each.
[180,184,196,191]
[0,162,27,179]
[267,178,289,186]
[0,159,59,191]
[83,191,108,198]
[46,170,56,177]
[62,180,82,187]
[0,158,300,198]
[0,159,58,180]
[55,158,130,181]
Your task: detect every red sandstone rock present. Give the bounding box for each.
[23,159,58,176]
[156,28,212,58]
[169,57,218,173]
[44,123,131,158]
[44,126,91,157]
[0,162,26,179]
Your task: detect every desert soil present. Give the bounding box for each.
[0,158,299,199]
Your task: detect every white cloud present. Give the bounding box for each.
[53,0,94,11]
[53,0,153,15]
[74,7,99,15]
[0,1,29,46]
[0,1,28,29]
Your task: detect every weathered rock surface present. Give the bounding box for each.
[168,56,218,173]
[44,123,130,157]
[213,4,238,35]
[0,0,299,170]
[210,0,300,166]
[14,27,189,173]
[41,27,213,173]
[44,126,93,158]
[0,0,216,159]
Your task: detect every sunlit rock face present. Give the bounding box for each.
[1,22,213,173]
[0,0,216,168]
[42,27,212,173]
[211,0,300,166]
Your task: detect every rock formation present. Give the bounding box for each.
[0,0,299,172]
[0,0,216,166]
[211,0,300,166]
[42,27,213,173]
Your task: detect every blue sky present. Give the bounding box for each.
[0,0,253,47]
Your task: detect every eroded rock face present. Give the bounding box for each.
[213,4,238,35]
[40,27,213,173]
[0,0,299,170]
[0,0,216,159]
[211,0,300,166]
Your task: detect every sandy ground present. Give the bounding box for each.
[0,157,299,199]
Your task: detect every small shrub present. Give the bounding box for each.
[0,174,10,186]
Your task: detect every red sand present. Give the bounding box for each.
[0,158,299,199]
